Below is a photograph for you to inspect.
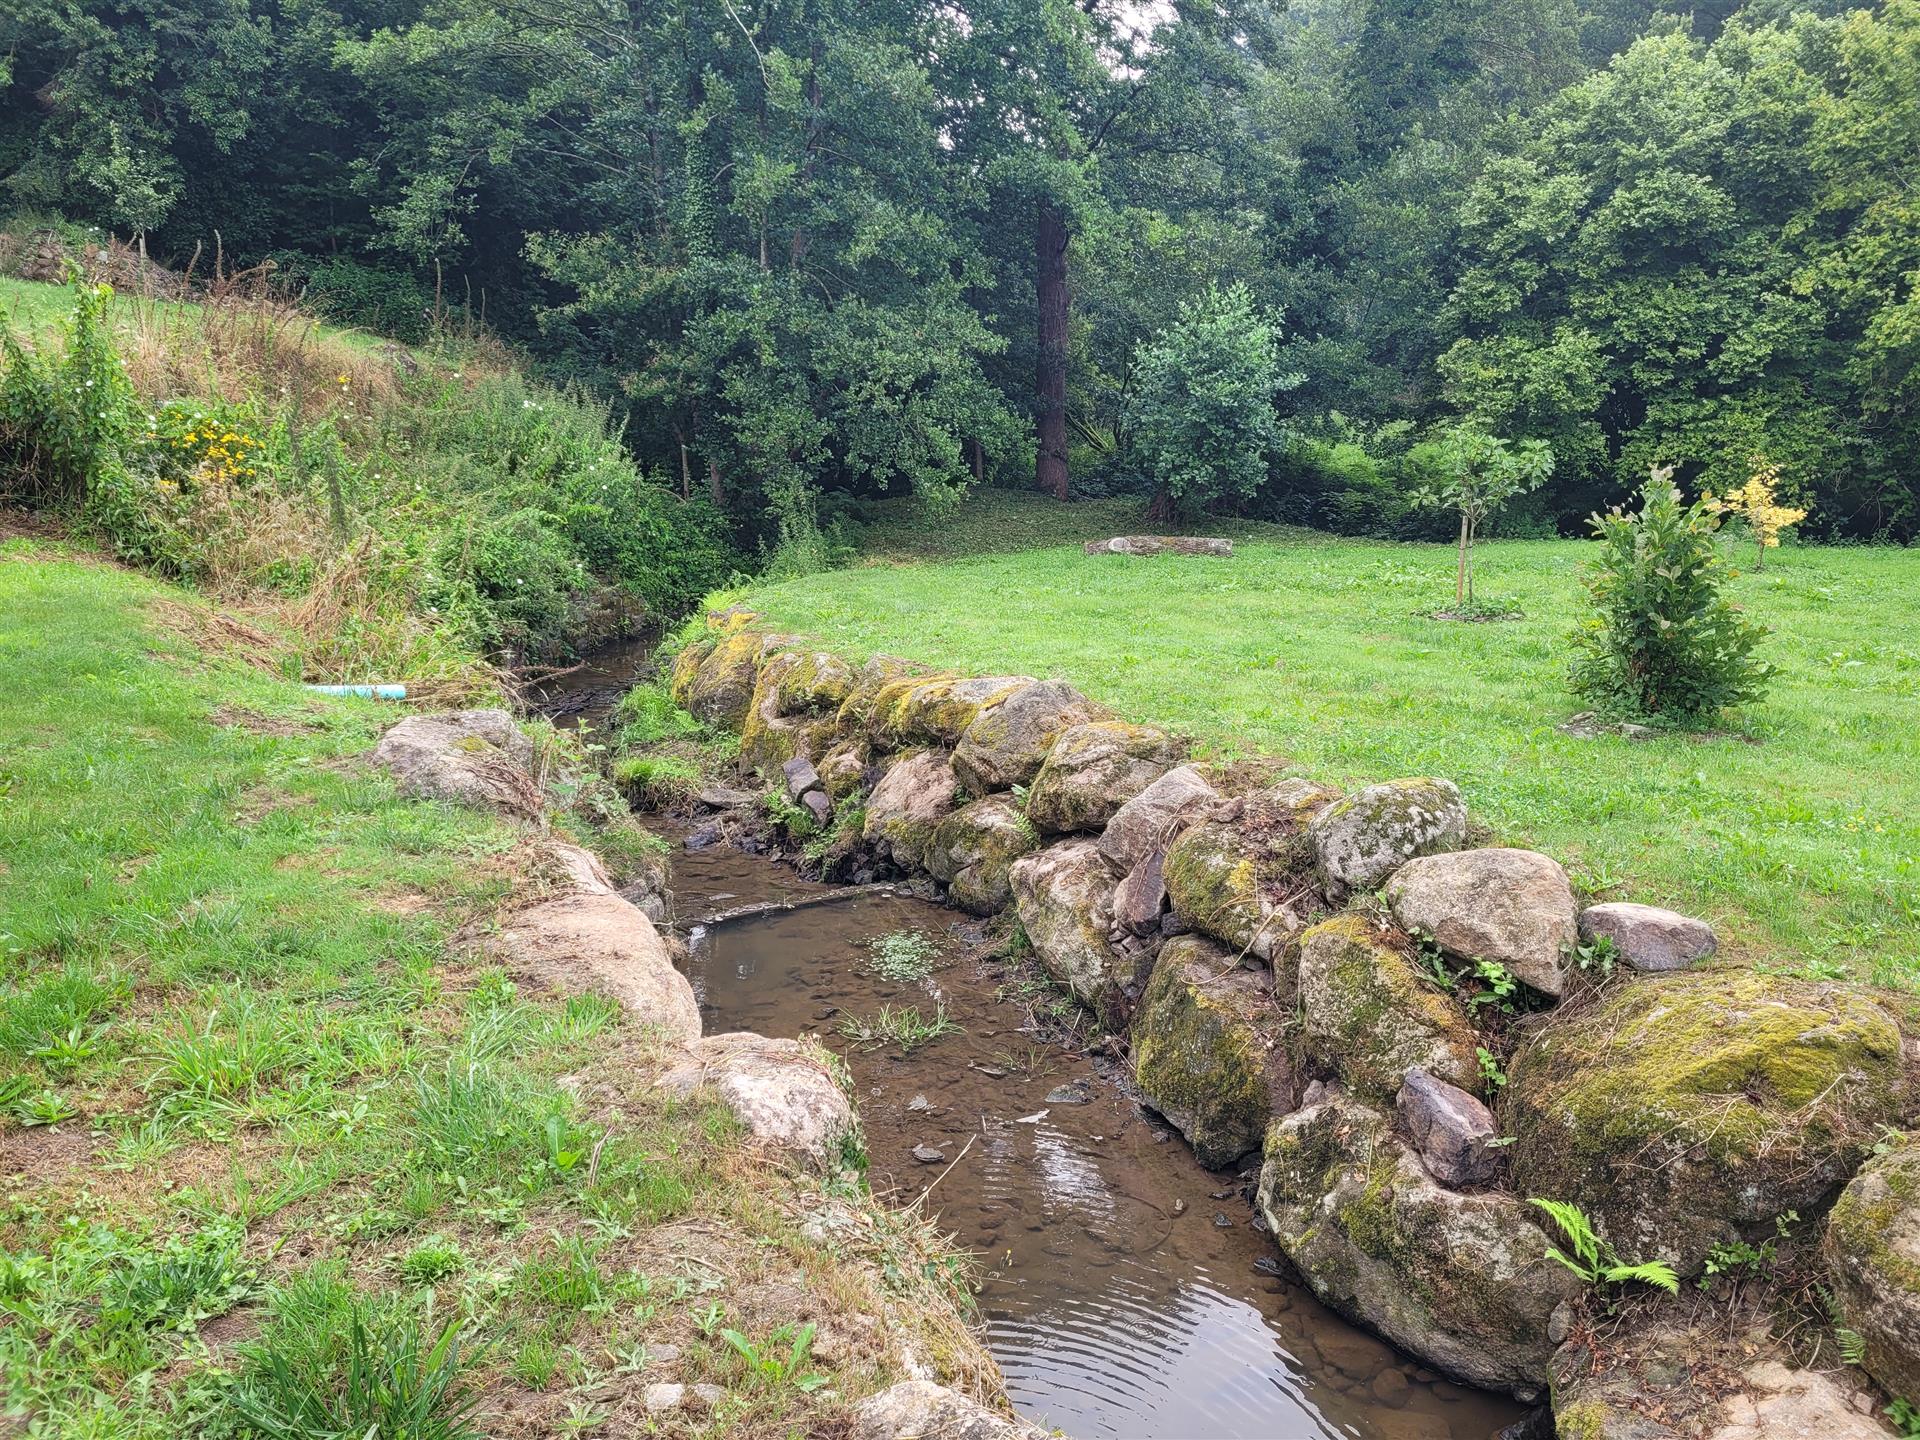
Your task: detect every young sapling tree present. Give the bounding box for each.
[1413,426,1554,606]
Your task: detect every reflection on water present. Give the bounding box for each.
[669,842,1524,1440]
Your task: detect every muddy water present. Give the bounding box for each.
[526,631,659,728]
[668,842,1525,1440]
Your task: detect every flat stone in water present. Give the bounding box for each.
[911,1143,946,1164]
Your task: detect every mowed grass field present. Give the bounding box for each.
[750,494,1920,986]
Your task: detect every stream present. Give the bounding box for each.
[545,646,1527,1440]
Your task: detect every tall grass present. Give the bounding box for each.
[0,270,738,682]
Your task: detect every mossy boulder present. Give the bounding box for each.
[866,674,1034,750]
[1257,1095,1582,1394]
[1308,777,1466,896]
[1009,840,1129,1024]
[1826,1133,1920,1403]
[833,655,925,735]
[816,740,871,801]
[1509,969,1907,1276]
[1027,722,1186,835]
[768,648,856,715]
[861,749,959,874]
[952,679,1099,794]
[668,638,715,709]
[740,653,841,772]
[924,797,1039,915]
[682,629,780,730]
[1297,914,1480,1101]
[1131,935,1296,1166]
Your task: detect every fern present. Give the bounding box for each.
[1528,1197,1679,1295]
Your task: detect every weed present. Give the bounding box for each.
[720,1322,829,1394]
[228,1288,480,1440]
[1476,1047,1509,1091]
[399,1240,467,1286]
[864,929,941,984]
[838,1004,962,1056]
[10,1088,78,1127]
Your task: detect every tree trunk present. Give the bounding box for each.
[971,437,985,484]
[1035,198,1071,502]
[1455,513,1470,605]
[1145,486,1173,524]
[707,458,724,509]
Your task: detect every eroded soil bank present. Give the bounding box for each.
[663,835,1525,1440]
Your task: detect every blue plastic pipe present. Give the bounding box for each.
[304,683,407,700]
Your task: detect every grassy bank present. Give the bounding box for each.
[0,271,738,687]
[747,493,1920,985]
[0,544,981,1437]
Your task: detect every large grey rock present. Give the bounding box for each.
[1297,915,1480,1102]
[1097,764,1221,871]
[1385,847,1578,996]
[1826,1133,1920,1405]
[657,1033,855,1173]
[1578,902,1717,973]
[1083,535,1233,557]
[487,843,699,1043]
[848,1381,1049,1440]
[1258,1095,1582,1393]
[1009,840,1129,1024]
[952,679,1099,794]
[1132,935,1295,1166]
[1027,722,1186,835]
[924,796,1038,915]
[372,709,541,817]
[862,750,959,873]
[1397,1067,1499,1189]
[1509,969,1906,1276]
[1309,777,1466,896]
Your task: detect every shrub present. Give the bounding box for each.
[1127,283,1298,518]
[1569,467,1771,721]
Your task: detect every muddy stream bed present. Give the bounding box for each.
[545,647,1525,1440]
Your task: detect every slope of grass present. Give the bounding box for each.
[749,495,1920,984]
[0,545,979,1437]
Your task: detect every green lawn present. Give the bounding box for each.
[748,494,1920,985]
[0,544,968,1436]
[0,273,388,354]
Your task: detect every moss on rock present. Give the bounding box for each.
[1308,777,1466,896]
[924,796,1039,915]
[1131,935,1295,1166]
[1297,913,1480,1102]
[1257,1096,1582,1393]
[683,629,776,729]
[866,674,1033,750]
[1026,721,1186,835]
[1826,1133,1920,1403]
[1509,968,1907,1276]
[952,679,1099,794]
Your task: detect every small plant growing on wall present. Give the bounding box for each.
[1568,466,1771,722]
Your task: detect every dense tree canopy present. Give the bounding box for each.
[4,0,1916,545]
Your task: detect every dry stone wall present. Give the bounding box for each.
[674,609,1920,1431]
